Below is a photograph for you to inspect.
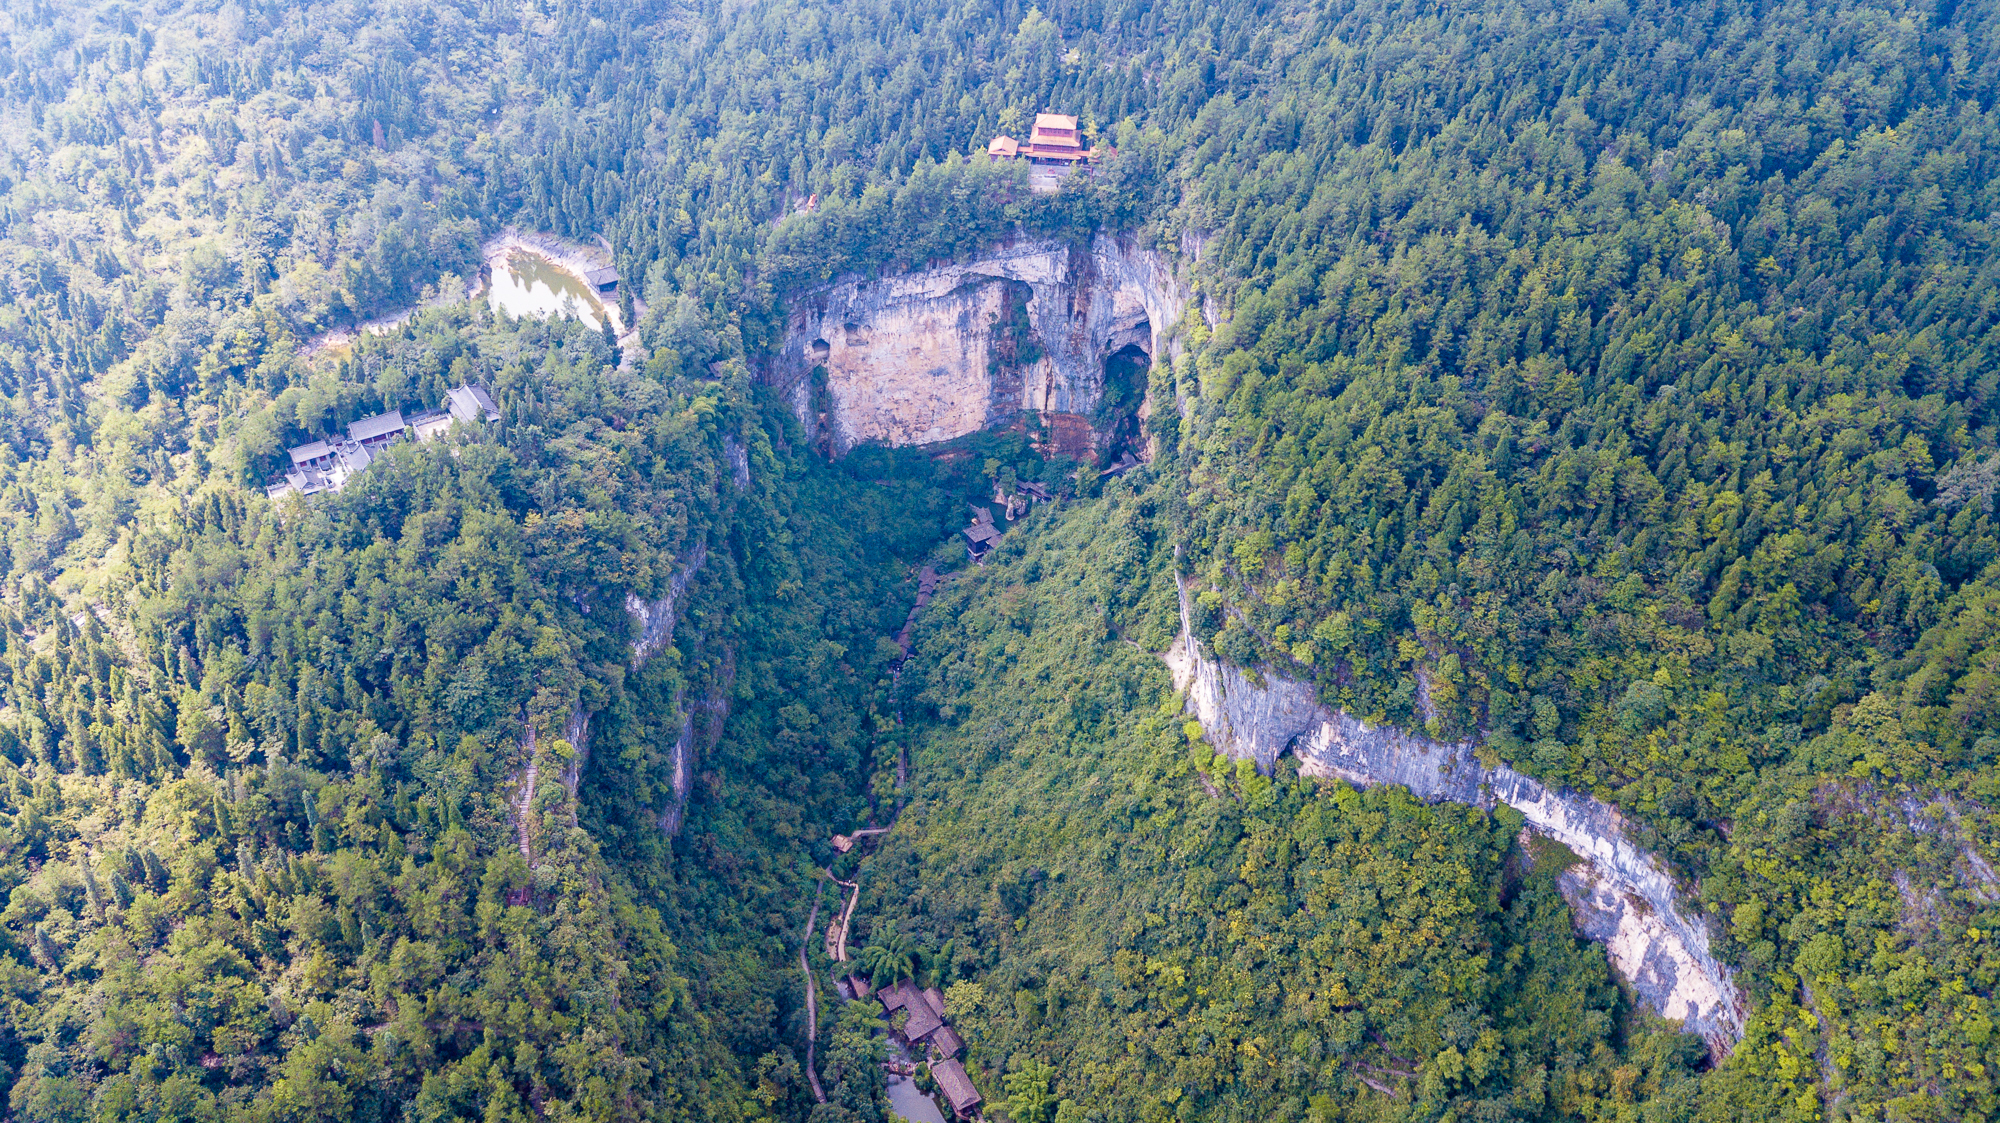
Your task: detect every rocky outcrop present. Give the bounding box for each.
[622,543,719,835]
[769,232,1188,455]
[627,540,709,669]
[557,706,592,798]
[723,435,751,490]
[510,542,716,865]
[1164,577,1746,1056]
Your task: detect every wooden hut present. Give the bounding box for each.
[930,1059,983,1118]
[928,1024,964,1059]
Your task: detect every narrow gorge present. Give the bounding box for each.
[14,1,1992,1117]
[779,235,1750,1060]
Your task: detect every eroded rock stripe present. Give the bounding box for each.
[1165,575,1746,1055]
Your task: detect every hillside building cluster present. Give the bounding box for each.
[960,481,1056,560]
[876,979,982,1118]
[987,113,1105,190]
[267,385,498,501]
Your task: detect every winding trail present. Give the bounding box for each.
[824,563,942,959]
[834,825,894,852]
[796,560,948,1110]
[825,872,862,963]
[801,894,827,1104]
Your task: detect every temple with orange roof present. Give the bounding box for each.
[987,113,1106,190]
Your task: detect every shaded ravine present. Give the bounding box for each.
[801,561,950,1102]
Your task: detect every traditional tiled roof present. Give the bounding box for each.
[273,388,496,503]
[902,997,943,1044]
[446,385,499,423]
[1023,113,1087,160]
[348,410,406,444]
[928,1024,964,1058]
[1032,113,1079,141]
[879,981,913,1012]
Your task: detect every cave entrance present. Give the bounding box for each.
[1094,338,1152,464]
[1100,341,1151,415]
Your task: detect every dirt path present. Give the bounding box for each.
[297,229,648,367]
[297,274,483,360]
[825,872,862,963]
[837,826,893,850]
[801,557,944,1104]
[802,893,827,1104]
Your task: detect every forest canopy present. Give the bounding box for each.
[2,1,1999,1122]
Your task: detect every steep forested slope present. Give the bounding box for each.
[1143,4,2000,1120]
[3,310,781,1118]
[858,492,1710,1123]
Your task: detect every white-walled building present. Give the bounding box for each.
[267,385,497,501]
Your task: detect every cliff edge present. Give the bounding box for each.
[1164,576,1746,1056]
[770,232,1187,456]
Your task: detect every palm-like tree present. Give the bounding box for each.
[916,938,957,989]
[857,926,920,989]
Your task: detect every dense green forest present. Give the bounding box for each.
[4,0,2000,1121]
[862,489,1715,1123]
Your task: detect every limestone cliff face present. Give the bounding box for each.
[622,542,717,835]
[771,232,1188,454]
[1164,577,1746,1056]
[507,540,716,866]
[626,540,710,670]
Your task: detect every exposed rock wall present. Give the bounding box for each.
[770,232,1188,454]
[627,540,710,669]
[558,706,591,798]
[1164,577,1746,1056]
[508,541,717,864]
[622,543,718,835]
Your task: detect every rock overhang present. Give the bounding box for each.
[769,232,1189,456]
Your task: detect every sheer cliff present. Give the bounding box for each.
[1164,573,1746,1055]
[768,233,1188,457]
[766,233,1750,1060]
